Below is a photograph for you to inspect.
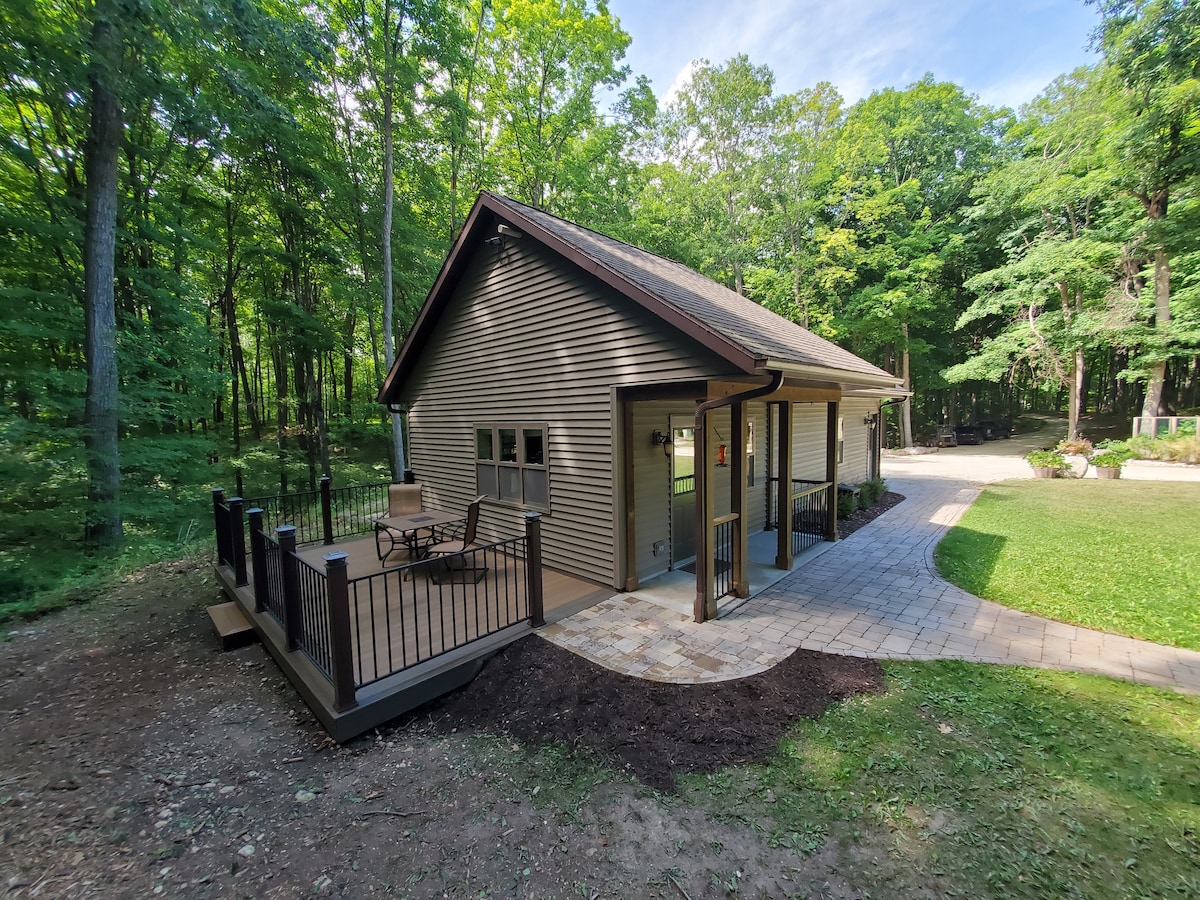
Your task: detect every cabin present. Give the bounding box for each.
[378,192,904,622]
[211,192,904,740]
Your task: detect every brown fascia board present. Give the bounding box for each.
[377,193,766,404]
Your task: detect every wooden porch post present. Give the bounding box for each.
[248,508,267,612]
[731,401,748,597]
[324,552,358,713]
[524,512,545,627]
[621,397,639,592]
[825,401,840,542]
[693,404,714,623]
[320,474,334,545]
[277,525,302,651]
[228,497,248,587]
[775,401,794,569]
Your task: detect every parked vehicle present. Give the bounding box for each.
[953,424,986,445]
[976,420,1001,441]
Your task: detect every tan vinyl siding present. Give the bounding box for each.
[745,401,768,535]
[839,399,878,483]
[791,403,831,481]
[401,240,740,587]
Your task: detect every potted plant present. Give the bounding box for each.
[1090,441,1132,480]
[1025,448,1068,478]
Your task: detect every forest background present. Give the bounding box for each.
[1,0,1197,612]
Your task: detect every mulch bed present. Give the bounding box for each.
[418,640,885,792]
[410,493,905,792]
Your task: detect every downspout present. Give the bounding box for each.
[385,402,412,482]
[693,370,785,623]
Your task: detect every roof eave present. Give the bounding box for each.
[762,359,905,393]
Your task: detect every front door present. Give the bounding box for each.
[670,417,696,567]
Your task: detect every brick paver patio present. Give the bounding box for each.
[540,440,1200,695]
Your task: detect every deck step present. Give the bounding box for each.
[207,601,258,651]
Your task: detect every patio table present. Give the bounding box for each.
[373,509,465,566]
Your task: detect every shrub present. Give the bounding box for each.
[857,477,888,507]
[1127,434,1200,464]
[836,492,858,519]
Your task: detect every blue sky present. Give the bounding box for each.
[605,0,1101,111]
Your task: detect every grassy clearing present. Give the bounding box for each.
[675,662,1200,899]
[934,479,1200,650]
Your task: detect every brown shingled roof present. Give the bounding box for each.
[493,194,897,384]
[378,192,901,403]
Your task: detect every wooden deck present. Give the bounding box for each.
[215,532,612,741]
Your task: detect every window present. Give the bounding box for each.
[475,424,550,510]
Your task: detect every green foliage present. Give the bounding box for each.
[1024,448,1069,470]
[1127,433,1200,463]
[935,479,1200,649]
[688,662,1200,897]
[857,477,888,507]
[836,491,857,519]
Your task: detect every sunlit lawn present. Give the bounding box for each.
[934,479,1200,650]
[678,662,1200,898]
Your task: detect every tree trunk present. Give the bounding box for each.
[1068,348,1085,440]
[83,0,124,547]
[381,76,407,479]
[1140,248,1171,418]
[900,324,913,448]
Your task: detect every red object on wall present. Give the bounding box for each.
[717,443,727,466]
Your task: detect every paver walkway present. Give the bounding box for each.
[540,439,1200,695]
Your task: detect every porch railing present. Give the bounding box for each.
[765,477,838,537]
[790,481,829,556]
[346,531,539,689]
[711,513,736,601]
[225,497,545,713]
[241,476,390,547]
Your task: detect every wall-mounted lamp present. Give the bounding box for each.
[652,429,671,458]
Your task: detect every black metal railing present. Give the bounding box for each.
[791,482,829,556]
[260,527,287,624]
[296,554,334,677]
[241,476,390,547]
[234,501,546,713]
[712,514,735,601]
[211,489,248,585]
[346,533,535,689]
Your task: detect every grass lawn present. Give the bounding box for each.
[934,479,1200,651]
[676,662,1200,898]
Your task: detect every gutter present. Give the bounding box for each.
[692,369,786,623]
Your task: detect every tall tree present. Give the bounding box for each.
[82,0,126,546]
[1092,0,1200,416]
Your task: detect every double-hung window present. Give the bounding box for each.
[475,424,550,510]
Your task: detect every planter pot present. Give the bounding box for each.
[1096,466,1121,480]
[1032,466,1060,479]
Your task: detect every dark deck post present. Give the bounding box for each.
[324,552,358,712]
[731,401,748,598]
[228,497,248,586]
[212,487,228,567]
[320,474,334,545]
[524,512,544,627]
[825,401,840,542]
[248,508,267,612]
[774,401,794,569]
[278,525,302,650]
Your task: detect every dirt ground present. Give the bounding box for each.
[0,500,901,899]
